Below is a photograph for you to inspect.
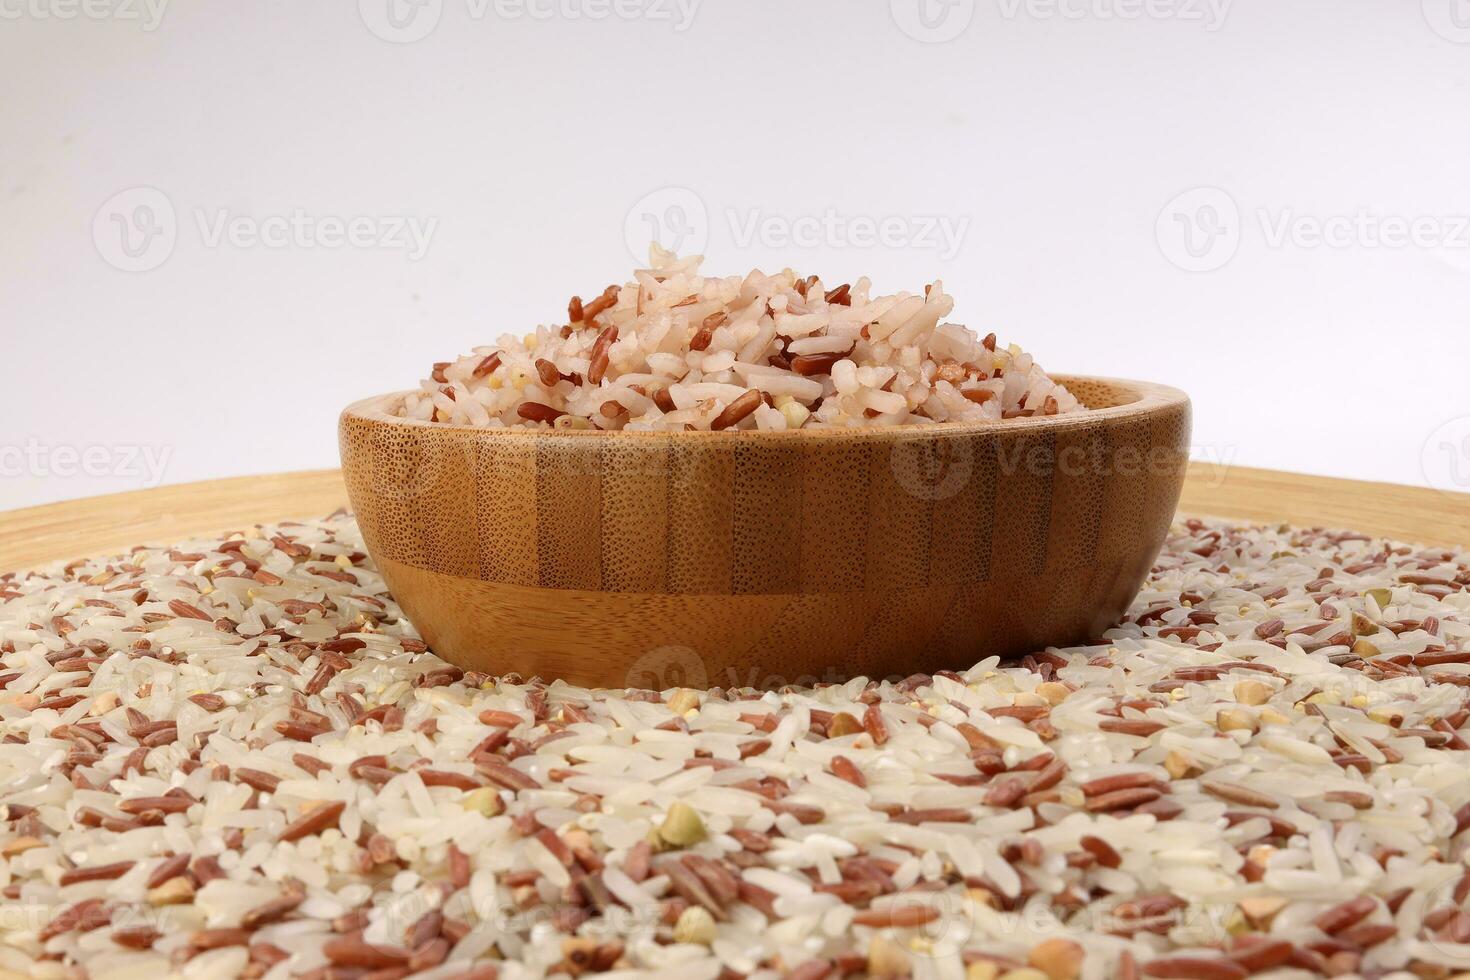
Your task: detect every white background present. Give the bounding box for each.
[3,0,1469,513]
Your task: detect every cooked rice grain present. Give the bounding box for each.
[398,246,1083,431]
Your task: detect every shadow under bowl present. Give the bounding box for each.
[339,376,1191,689]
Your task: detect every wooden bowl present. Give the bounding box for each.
[339,377,1190,689]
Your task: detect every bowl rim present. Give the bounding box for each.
[340,374,1189,440]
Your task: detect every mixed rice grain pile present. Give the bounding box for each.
[400,247,1082,431]
[4,517,1470,979]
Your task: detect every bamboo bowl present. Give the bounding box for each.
[339,377,1190,689]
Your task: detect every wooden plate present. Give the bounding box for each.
[6,457,1467,690]
[5,468,1465,572]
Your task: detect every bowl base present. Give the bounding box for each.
[378,554,1155,690]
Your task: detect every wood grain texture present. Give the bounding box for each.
[1182,464,1470,548]
[6,420,1468,684]
[5,464,1465,576]
[9,463,1463,573]
[337,378,1192,685]
[0,471,350,572]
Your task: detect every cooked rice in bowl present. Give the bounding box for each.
[399,247,1083,432]
[5,516,1470,978]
